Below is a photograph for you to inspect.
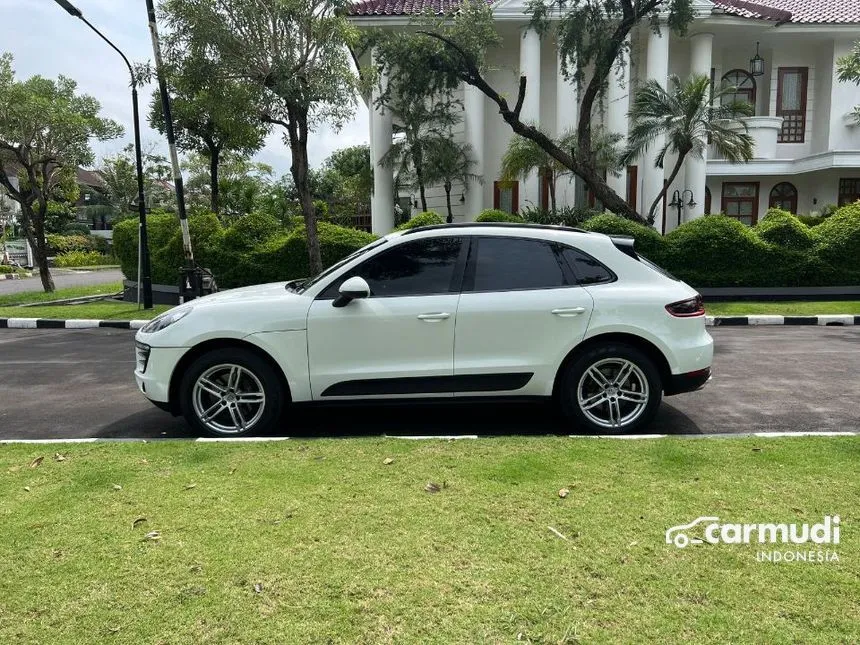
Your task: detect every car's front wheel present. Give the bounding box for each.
[179,348,285,437]
[559,343,662,434]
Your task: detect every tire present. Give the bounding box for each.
[179,348,285,437]
[558,343,662,434]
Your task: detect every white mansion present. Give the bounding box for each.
[348,0,860,234]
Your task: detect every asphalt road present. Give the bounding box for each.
[0,269,123,296]
[0,326,857,439]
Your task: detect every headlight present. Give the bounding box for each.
[141,308,191,334]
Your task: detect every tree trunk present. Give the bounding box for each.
[549,172,557,213]
[444,182,453,223]
[647,148,689,225]
[22,204,54,292]
[209,147,220,215]
[286,109,322,276]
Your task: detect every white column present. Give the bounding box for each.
[370,49,394,234]
[642,25,669,231]
[606,44,631,201]
[519,27,541,210]
[556,46,578,208]
[685,32,713,223]
[464,83,486,221]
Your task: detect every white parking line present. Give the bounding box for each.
[194,436,291,442]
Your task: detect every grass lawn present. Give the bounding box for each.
[0,282,124,307]
[1,437,857,643]
[706,300,860,316]
[0,302,170,320]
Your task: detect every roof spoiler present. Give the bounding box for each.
[609,235,639,261]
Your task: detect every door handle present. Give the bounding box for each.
[551,307,586,317]
[417,312,451,322]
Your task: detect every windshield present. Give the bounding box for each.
[294,237,388,294]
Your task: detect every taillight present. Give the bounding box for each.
[666,295,705,317]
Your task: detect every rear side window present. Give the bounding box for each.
[560,246,615,285]
[466,237,568,292]
[319,237,464,298]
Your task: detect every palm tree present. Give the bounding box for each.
[380,95,461,213]
[500,128,623,212]
[625,73,755,223]
[423,139,480,222]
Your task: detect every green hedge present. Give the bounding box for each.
[581,214,668,263]
[46,233,109,256]
[812,202,860,284]
[476,209,524,223]
[395,211,445,231]
[54,251,115,267]
[753,209,814,251]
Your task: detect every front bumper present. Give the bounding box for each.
[664,367,712,396]
[134,345,189,403]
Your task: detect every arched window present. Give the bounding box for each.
[768,182,798,214]
[704,186,712,215]
[721,69,756,112]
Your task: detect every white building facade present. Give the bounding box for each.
[349,0,860,234]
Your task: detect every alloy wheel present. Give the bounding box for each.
[576,358,650,430]
[191,363,266,435]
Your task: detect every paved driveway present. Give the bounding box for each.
[0,269,123,296]
[0,326,857,439]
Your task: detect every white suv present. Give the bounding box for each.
[134,223,713,436]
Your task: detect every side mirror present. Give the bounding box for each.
[333,276,371,308]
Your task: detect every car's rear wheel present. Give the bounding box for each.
[179,348,285,437]
[559,343,662,434]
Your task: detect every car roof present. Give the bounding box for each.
[398,222,590,237]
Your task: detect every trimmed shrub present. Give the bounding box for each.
[521,205,603,227]
[0,265,13,274]
[215,222,377,289]
[61,223,92,236]
[54,251,115,267]
[476,209,524,223]
[811,202,860,284]
[113,211,223,284]
[221,211,280,251]
[394,211,445,231]
[581,213,668,262]
[796,215,828,228]
[754,208,814,251]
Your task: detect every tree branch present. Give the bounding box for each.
[513,76,527,119]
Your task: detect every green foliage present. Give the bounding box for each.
[812,202,860,283]
[221,211,280,251]
[754,209,814,251]
[476,209,524,223]
[0,264,13,273]
[836,41,860,124]
[395,211,445,231]
[582,214,668,262]
[796,215,828,228]
[54,251,115,267]
[45,201,77,234]
[520,205,602,227]
[61,223,93,236]
[46,233,108,256]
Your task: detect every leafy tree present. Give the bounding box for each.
[380,94,461,212]
[0,54,122,291]
[320,145,372,213]
[184,151,274,220]
[423,138,479,222]
[836,41,860,124]
[99,144,174,215]
[162,0,358,275]
[624,74,754,222]
[146,49,268,215]
[368,0,696,224]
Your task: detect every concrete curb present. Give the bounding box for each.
[2,315,858,331]
[0,318,147,330]
[0,431,857,444]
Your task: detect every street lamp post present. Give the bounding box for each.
[53,0,153,310]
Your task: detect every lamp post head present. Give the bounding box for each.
[750,42,765,77]
[54,0,82,17]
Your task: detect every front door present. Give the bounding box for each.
[307,236,467,399]
[453,236,594,397]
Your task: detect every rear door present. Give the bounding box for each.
[452,235,595,397]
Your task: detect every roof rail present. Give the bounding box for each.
[399,222,590,236]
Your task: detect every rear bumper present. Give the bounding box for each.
[665,367,712,396]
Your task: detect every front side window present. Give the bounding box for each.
[319,237,464,299]
[466,237,568,292]
[722,182,759,226]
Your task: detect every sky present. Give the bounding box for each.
[0,0,370,178]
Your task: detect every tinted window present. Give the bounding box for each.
[320,237,463,298]
[469,237,567,292]
[561,247,615,285]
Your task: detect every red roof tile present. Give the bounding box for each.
[349,0,860,22]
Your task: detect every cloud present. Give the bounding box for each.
[0,0,368,176]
